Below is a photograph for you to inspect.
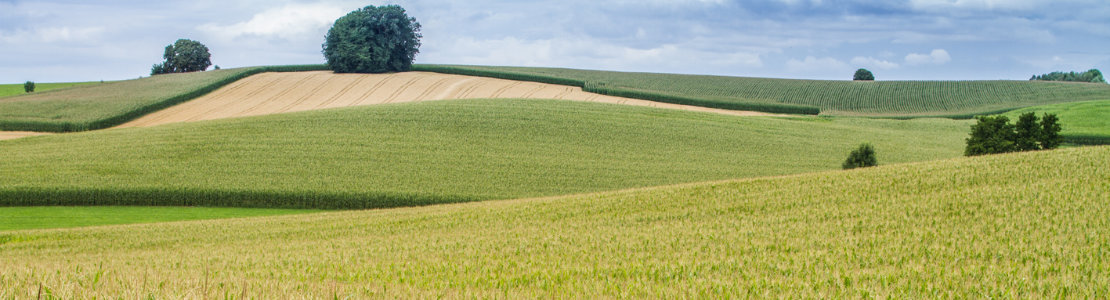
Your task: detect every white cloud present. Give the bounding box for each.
[0,26,104,44]
[786,56,847,72]
[850,56,899,69]
[198,3,348,41]
[909,0,1045,11]
[905,49,951,65]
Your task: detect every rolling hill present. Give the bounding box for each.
[2,145,1104,297]
[0,99,970,209]
[417,65,1110,117]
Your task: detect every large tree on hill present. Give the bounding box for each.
[323,5,422,73]
[151,39,212,75]
[853,68,874,81]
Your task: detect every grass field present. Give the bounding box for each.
[1002,99,1110,145]
[0,206,318,231]
[416,64,1110,117]
[1,145,1105,298]
[0,99,970,209]
[0,65,326,132]
[0,81,102,98]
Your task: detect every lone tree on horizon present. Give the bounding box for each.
[323,5,422,73]
[151,39,212,75]
[853,68,875,81]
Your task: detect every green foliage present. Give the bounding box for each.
[152,39,212,75]
[22,81,34,93]
[842,143,877,169]
[0,206,317,231]
[323,5,422,73]
[415,65,1110,117]
[0,99,969,209]
[966,113,1062,156]
[966,115,1016,156]
[853,68,874,81]
[1014,112,1041,151]
[1040,113,1063,149]
[2,146,1108,297]
[1031,69,1105,83]
[0,65,328,132]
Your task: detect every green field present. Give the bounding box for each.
[2,146,1104,298]
[416,64,1110,117]
[1002,99,1110,145]
[0,206,318,231]
[0,65,326,132]
[0,99,970,209]
[0,81,102,98]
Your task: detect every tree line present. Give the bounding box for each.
[1030,69,1105,83]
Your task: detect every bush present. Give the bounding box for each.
[1039,113,1063,149]
[23,81,34,93]
[965,113,1062,156]
[1013,112,1041,151]
[152,39,212,75]
[323,5,422,73]
[843,143,877,169]
[853,69,875,81]
[965,115,1016,156]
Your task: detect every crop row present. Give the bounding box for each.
[414,65,822,115]
[420,65,1110,117]
[0,64,328,133]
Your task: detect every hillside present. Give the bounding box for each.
[1002,99,1110,145]
[0,81,102,98]
[0,99,969,209]
[119,71,770,128]
[417,65,1110,117]
[2,145,1105,297]
[0,65,325,132]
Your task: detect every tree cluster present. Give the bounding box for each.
[965,112,1062,156]
[853,68,874,81]
[151,39,212,75]
[323,5,422,73]
[1030,69,1105,83]
[842,143,878,169]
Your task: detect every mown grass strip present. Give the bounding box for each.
[0,64,328,132]
[0,81,103,98]
[0,99,970,209]
[0,206,319,231]
[1,146,1106,297]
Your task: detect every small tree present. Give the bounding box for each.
[23,81,35,93]
[151,39,212,75]
[843,143,878,169]
[965,115,1017,156]
[853,68,875,81]
[1039,113,1063,149]
[1013,112,1042,151]
[323,5,422,73]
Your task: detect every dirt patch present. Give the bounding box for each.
[118,71,776,128]
[0,131,50,141]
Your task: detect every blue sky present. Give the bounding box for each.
[1,0,1108,83]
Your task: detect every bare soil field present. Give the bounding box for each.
[118,71,773,128]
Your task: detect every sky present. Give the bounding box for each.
[1,0,1109,83]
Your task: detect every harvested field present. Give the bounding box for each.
[0,131,49,140]
[118,71,772,128]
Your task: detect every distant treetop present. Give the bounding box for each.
[1030,69,1105,83]
[853,68,874,81]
